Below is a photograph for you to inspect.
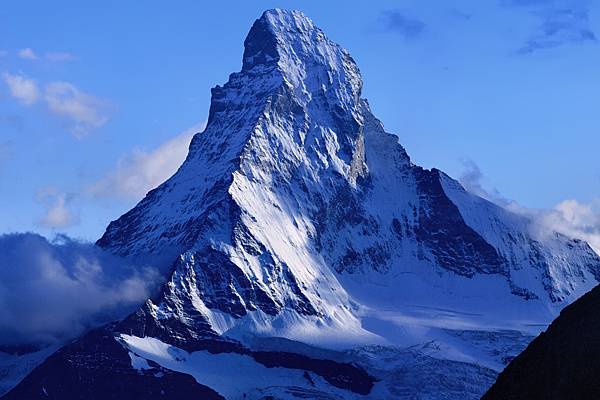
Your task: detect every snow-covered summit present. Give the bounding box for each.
[243,9,362,98]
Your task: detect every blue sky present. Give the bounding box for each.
[1,0,599,241]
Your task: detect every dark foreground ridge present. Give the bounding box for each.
[483,284,600,400]
[4,326,376,399]
[2,329,225,400]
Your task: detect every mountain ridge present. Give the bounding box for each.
[5,8,600,399]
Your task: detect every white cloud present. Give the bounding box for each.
[17,48,38,60]
[44,81,110,138]
[459,159,511,206]
[3,73,109,137]
[36,187,79,229]
[2,72,40,105]
[89,122,205,199]
[45,52,76,62]
[13,48,76,62]
[460,160,600,255]
[0,233,161,345]
[536,199,600,254]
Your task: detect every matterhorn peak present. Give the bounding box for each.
[242,8,363,111]
[98,9,600,324]
[242,9,319,71]
[16,8,597,400]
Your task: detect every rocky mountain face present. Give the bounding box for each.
[483,283,600,400]
[5,9,600,400]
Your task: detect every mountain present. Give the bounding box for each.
[483,283,600,399]
[5,9,600,399]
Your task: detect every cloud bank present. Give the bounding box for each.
[0,233,161,346]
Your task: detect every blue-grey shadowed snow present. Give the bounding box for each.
[0,233,161,346]
[377,10,426,39]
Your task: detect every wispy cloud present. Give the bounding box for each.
[36,187,79,229]
[0,233,161,346]
[459,159,600,255]
[2,72,40,105]
[89,122,205,200]
[506,0,597,54]
[44,81,110,138]
[17,48,38,60]
[12,48,76,62]
[459,159,511,206]
[447,8,472,21]
[520,9,596,53]
[45,52,77,62]
[3,73,110,137]
[378,10,426,39]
